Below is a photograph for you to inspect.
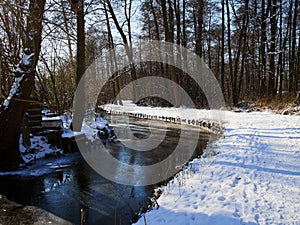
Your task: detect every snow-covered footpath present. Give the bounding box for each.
[105,103,300,225]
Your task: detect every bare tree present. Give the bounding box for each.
[106,0,137,99]
[0,0,46,164]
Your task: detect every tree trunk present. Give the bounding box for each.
[260,0,268,97]
[103,1,121,104]
[221,0,225,98]
[62,2,74,63]
[226,0,234,104]
[72,0,86,132]
[106,1,136,100]
[41,56,62,114]
[175,0,181,46]
[195,0,203,58]
[268,0,277,97]
[76,1,85,87]
[297,30,300,93]
[182,0,187,48]
[232,0,249,105]
[161,0,170,42]
[277,0,283,97]
[289,0,298,93]
[0,0,46,165]
[150,0,161,40]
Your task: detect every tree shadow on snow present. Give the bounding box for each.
[143,206,257,225]
[214,161,300,176]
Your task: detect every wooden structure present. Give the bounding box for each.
[22,103,63,148]
[27,103,43,134]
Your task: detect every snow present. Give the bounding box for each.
[22,53,34,66]
[103,103,300,225]
[1,53,35,109]
[60,114,72,129]
[61,114,111,142]
[3,74,25,109]
[61,130,83,138]
[81,118,111,141]
[20,135,63,163]
[103,101,224,132]
[0,153,82,177]
[42,116,61,121]
[88,116,109,130]
[78,121,98,141]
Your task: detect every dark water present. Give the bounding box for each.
[0,118,214,225]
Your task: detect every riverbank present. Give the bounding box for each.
[127,109,299,224]
[0,195,71,225]
[1,115,214,225]
[102,101,300,224]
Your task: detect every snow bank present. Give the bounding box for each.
[104,105,300,225]
[103,101,224,133]
[61,113,112,142]
[20,135,63,163]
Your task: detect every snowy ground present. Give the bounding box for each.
[104,102,300,225]
[20,135,63,163]
[16,110,115,164]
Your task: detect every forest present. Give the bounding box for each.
[0,0,299,161]
[0,0,300,109]
[0,1,299,224]
[0,0,299,109]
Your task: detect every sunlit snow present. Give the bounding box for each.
[104,102,300,225]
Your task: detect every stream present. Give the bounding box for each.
[0,117,215,225]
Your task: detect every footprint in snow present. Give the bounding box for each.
[233,208,240,218]
[200,194,206,200]
[230,176,241,187]
[217,196,226,201]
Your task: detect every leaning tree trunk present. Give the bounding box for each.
[0,0,46,165]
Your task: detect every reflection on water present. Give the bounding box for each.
[0,156,154,225]
[0,117,215,225]
[43,170,73,193]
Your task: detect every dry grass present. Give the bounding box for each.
[252,94,300,115]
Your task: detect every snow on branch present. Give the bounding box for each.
[17,52,35,73]
[2,52,34,109]
[3,74,25,109]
